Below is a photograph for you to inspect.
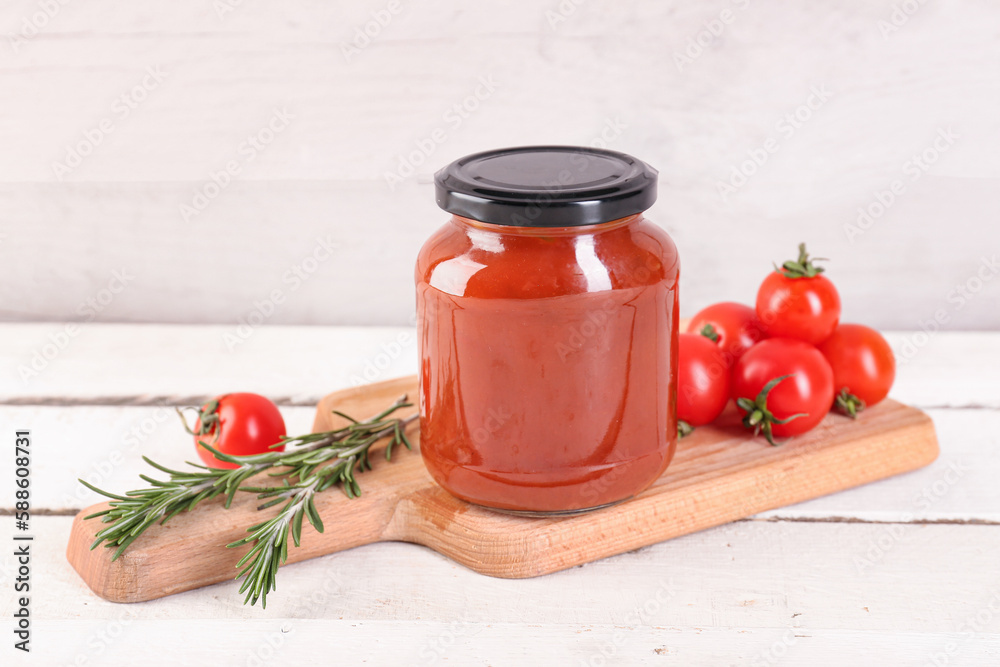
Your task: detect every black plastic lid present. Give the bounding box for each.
[434,146,658,227]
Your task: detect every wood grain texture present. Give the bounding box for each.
[66,374,938,603]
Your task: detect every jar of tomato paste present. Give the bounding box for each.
[415,146,679,514]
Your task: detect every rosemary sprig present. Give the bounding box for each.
[79,458,270,561]
[226,399,416,607]
[80,395,416,607]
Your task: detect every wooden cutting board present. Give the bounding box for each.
[67,374,938,603]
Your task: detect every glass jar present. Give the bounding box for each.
[415,146,679,515]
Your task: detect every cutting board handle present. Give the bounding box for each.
[67,376,425,603]
[65,448,431,603]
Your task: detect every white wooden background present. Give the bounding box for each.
[2,1,999,329]
[1,324,999,665]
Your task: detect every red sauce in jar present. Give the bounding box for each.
[416,147,679,514]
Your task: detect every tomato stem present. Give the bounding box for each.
[834,387,866,419]
[698,323,719,342]
[735,374,808,446]
[775,243,827,279]
[677,420,694,439]
[176,399,223,439]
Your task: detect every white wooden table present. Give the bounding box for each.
[2,324,998,665]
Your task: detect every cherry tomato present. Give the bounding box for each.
[731,338,834,444]
[818,323,896,417]
[687,302,766,367]
[756,243,841,345]
[187,393,287,468]
[677,333,731,427]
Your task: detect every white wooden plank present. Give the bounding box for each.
[7,518,1000,638]
[1,2,994,184]
[888,331,1000,408]
[0,325,997,407]
[2,180,999,330]
[16,620,1000,666]
[0,324,418,403]
[0,182,435,326]
[4,403,995,522]
[754,408,1000,523]
[0,1,999,328]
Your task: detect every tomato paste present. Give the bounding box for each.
[416,147,679,513]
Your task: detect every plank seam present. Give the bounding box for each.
[739,516,1000,526]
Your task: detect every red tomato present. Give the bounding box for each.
[187,393,287,468]
[818,323,896,417]
[756,243,841,345]
[677,333,731,427]
[731,338,834,444]
[687,302,766,366]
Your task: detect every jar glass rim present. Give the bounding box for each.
[450,213,643,237]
